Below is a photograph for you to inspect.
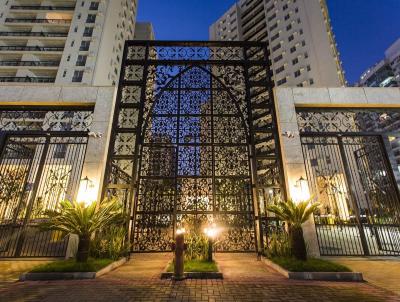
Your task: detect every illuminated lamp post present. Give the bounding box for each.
[204,224,218,262]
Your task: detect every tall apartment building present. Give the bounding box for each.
[209,0,345,87]
[358,38,400,87]
[0,0,138,86]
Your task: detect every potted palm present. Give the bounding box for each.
[267,198,319,261]
[40,198,123,262]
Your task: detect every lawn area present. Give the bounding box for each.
[167,260,218,272]
[30,258,113,273]
[270,257,352,272]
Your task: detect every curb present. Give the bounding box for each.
[261,257,364,282]
[20,257,127,281]
[160,272,223,280]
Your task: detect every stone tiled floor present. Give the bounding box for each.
[0,254,399,302]
[328,257,400,296]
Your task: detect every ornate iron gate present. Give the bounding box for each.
[298,108,400,256]
[103,41,285,252]
[0,134,88,257]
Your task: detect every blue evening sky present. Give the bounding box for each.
[137,0,400,84]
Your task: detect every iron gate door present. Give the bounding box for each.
[301,135,400,256]
[103,41,286,253]
[0,134,88,257]
[355,140,400,253]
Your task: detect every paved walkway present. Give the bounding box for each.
[0,260,52,281]
[0,254,399,302]
[328,257,400,296]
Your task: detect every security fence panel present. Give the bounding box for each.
[298,108,400,256]
[0,134,88,257]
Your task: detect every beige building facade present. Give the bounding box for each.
[210,0,345,88]
[0,0,138,86]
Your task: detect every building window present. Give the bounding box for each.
[271,33,279,42]
[276,66,285,74]
[72,70,84,82]
[286,24,292,31]
[274,54,283,63]
[277,78,287,86]
[290,46,296,53]
[288,35,294,42]
[292,58,299,65]
[62,70,67,77]
[89,2,99,10]
[310,78,314,85]
[80,40,90,51]
[284,14,290,21]
[294,70,301,78]
[272,43,281,52]
[307,65,311,71]
[86,14,96,23]
[83,27,94,37]
[76,55,87,66]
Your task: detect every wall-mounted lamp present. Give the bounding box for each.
[77,176,96,206]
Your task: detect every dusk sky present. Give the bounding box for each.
[137,0,400,85]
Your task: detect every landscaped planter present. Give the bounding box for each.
[160,260,223,280]
[20,258,127,281]
[261,257,363,282]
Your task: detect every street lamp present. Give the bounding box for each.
[204,224,218,262]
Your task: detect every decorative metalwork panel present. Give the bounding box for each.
[104,41,285,252]
[0,109,93,132]
[297,108,400,134]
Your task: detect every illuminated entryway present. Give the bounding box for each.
[103,41,285,252]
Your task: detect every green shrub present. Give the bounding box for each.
[90,225,129,260]
[185,230,209,261]
[264,231,291,258]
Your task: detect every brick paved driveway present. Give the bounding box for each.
[0,253,398,302]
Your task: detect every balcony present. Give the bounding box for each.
[10,5,75,11]
[5,18,71,25]
[0,60,60,67]
[0,76,56,83]
[0,31,68,38]
[0,46,64,52]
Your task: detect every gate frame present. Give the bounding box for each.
[102,40,287,253]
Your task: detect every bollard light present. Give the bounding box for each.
[204,224,219,262]
[173,228,186,280]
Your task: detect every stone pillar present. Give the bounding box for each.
[79,87,117,202]
[274,88,320,258]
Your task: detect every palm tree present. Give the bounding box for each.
[267,198,319,261]
[40,198,124,262]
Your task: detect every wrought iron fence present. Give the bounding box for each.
[0,134,88,257]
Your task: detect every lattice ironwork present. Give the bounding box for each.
[297,108,400,134]
[103,41,285,252]
[0,108,93,132]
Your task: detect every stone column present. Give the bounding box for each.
[274,88,320,257]
[78,87,117,202]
